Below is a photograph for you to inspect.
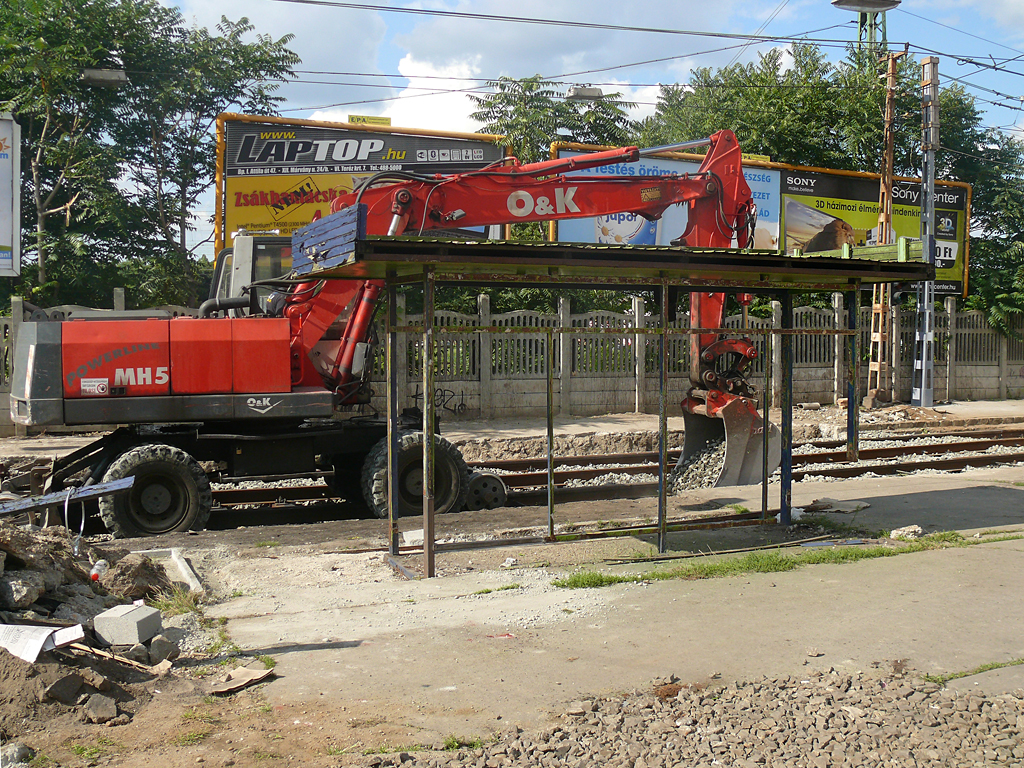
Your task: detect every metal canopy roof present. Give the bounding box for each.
[308,235,934,292]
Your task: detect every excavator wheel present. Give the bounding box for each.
[361,431,469,519]
[98,443,213,538]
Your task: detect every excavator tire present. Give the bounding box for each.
[98,443,213,538]
[361,431,469,519]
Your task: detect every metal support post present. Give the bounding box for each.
[779,292,794,526]
[845,291,860,460]
[422,268,436,577]
[913,56,939,407]
[387,275,400,555]
[658,280,669,553]
[546,327,555,540]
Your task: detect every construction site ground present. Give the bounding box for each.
[2,399,1024,767]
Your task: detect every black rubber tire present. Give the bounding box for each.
[98,444,213,538]
[360,431,469,519]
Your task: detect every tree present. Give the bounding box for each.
[639,43,1024,324]
[0,0,298,307]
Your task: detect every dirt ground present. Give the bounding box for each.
[3,401,1023,767]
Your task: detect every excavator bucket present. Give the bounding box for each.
[679,397,782,487]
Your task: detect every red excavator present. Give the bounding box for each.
[10,129,780,537]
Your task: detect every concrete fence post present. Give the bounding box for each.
[477,293,491,418]
[558,296,572,416]
[999,332,1008,400]
[633,296,645,413]
[113,288,125,312]
[944,296,957,401]
[772,300,782,408]
[890,304,901,401]
[395,292,409,411]
[833,293,843,404]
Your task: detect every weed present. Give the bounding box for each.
[442,735,484,751]
[28,753,54,767]
[727,504,751,514]
[181,708,219,724]
[496,582,521,591]
[206,626,242,657]
[69,744,103,759]
[93,736,121,748]
[553,532,986,589]
[255,541,281,548]
[472,588,493,595]
[150,585,204,617]
[922,657,1024,686]
[170,729,212,747]
[227,589,245,599]
[257,655,277,669]
[362,743,426,755]
[258,704,273,714]
[253,749,283,760]
[798,514,862,536]
[326,743,360,755]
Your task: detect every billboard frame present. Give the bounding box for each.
[215,113,505,253]
[549,140,972,296]
[0,113,21,278]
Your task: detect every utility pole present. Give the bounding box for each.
[865,47,905,407]
[912,56,939,407]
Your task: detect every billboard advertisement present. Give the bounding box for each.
[554,148,781,250]
[217,115,505,251]
[781,169,969,294]
[0,114,20,277]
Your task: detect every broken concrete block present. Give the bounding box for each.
[80,669,111,692]
[93,603,162,646]
[0,570,47,609]
[890,524,925,540]
[41,673,84,704]
[148,634,180,665]
[82,693,118,724]
[99,553,171,599]
[0,742,35,764]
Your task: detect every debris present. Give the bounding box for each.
[93,603,162,646]
[0,743,34,765]
[0,623,84,663]
[499,557,517,568]
[799,402,821,410]
[148,634,180,665]
[150,659,174,676]
[890,525,925,540]
[81,693,118,724]
[68,642,157,673]
[98,553,172,600]
[210,666,275,695]
[806,648,824,657]
[42,673,84,704]
[808,498,870,514]
[0,570,47,609]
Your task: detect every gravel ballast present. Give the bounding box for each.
[351,670,1024,767]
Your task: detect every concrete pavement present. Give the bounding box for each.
[218,464,1024,743]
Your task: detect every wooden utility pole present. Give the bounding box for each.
[865,47,906,407]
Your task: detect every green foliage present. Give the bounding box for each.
[470,76,636,166]
[964,240,1024,337]
[0,0,298,307]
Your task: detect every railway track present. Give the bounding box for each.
[210,426,1024,510]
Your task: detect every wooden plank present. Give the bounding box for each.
[0,477,135,517]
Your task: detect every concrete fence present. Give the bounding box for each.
[3,294,1024,433]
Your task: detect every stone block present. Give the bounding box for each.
[93,603,162,646]
[148,634,180,665]
[82,693,118,724]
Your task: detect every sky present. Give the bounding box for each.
[165,0,1024,254]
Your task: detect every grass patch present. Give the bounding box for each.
[471,588,493,595]
[206,625,243,657]
[496,582,521,591]
[326,743,360,756]
[28,754,54,767]
[69,744,104,759]
[253,750,283,760]
[362,743,426,755]
[922,657,1024,686]
[255,541,281,548]
[150,584,204,617]
[553,532,993,589]
[181,707,219,724]
[170,729,212,747]
[442,735,484,751]
[257,655,276,669]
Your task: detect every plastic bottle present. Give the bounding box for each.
[90,560,109,581]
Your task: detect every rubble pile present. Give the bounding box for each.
[0,521,171,618]
[0,521,185,741]
[357,671,1024,768]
